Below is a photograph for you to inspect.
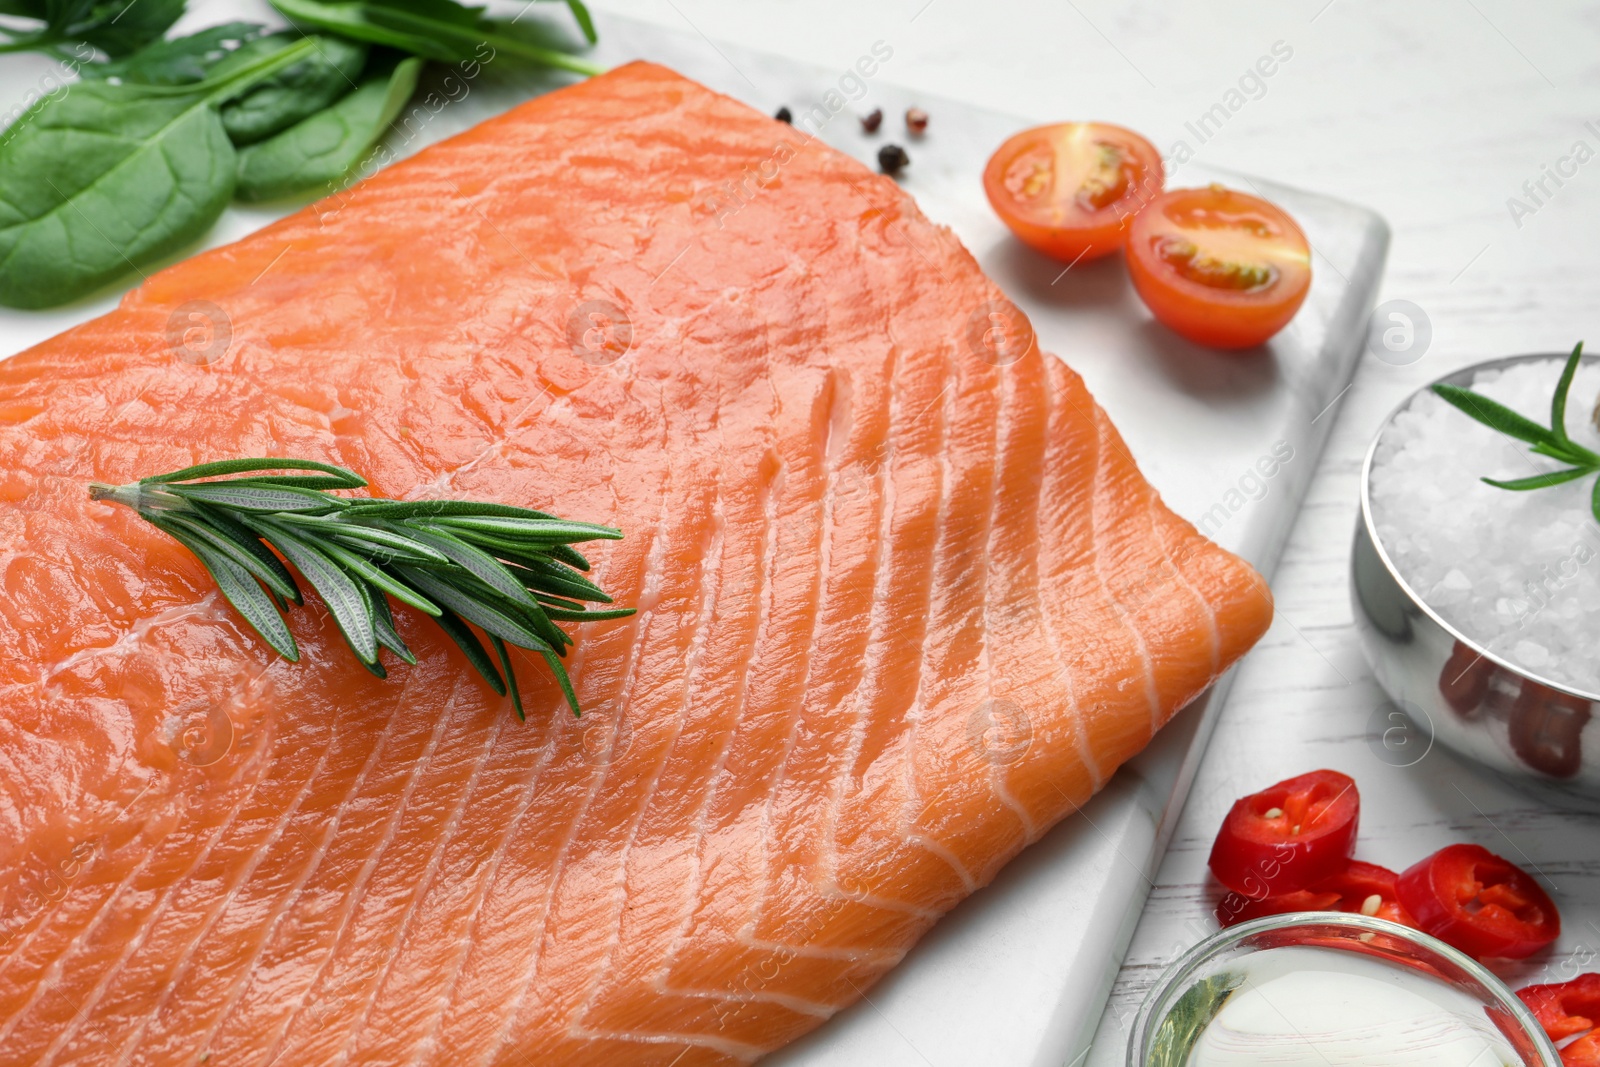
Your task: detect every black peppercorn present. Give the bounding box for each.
[878,144,909,176]
[774,106,792,124]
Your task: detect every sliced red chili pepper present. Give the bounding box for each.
[1217,861,1414,928]
[1520,975,1600,1066]
[1217,886,1342,928]
[1563,1033,1600,1067]
[1318,860,1416,926]
[1208,769,1359,896]
[1397,843,1559,959]
[1519,974,1600,1042]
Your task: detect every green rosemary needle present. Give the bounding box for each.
[88,458,632,718]
[1432,341,1600,523]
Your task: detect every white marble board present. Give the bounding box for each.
[0,11,1389,1066]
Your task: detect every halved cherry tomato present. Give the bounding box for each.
[1126,184,1311,350]
[1218,861,1415,928]
[1397,844,1560,959]
[1207,769,1359,897]
[983,122,1163,264]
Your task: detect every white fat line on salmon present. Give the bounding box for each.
[43,592,233,684]
[1195,440,1295,541]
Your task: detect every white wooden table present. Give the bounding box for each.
[582,0,1600,1061]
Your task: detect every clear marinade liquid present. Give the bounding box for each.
[1184,947,1519,1067]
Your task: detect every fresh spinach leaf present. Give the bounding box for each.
[235,55,421,202]
[0,37,318,308]
[0,0,185,57]
[0,82,234,307]
[214,33,369,145]
[79,22,264,84]
[270,0,602,76]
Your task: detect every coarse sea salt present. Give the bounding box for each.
[1369,357,1600,695]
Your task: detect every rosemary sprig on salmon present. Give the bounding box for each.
[88,458,631,717]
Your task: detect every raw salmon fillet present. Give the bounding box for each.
[0,62,1272,1065]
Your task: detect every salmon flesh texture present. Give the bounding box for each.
[0,62,1272,1066]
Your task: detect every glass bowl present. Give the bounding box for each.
[1127,913,1559,1067]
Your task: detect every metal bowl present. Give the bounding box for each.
[1353,352,1600,811]
[1127,913,1560,1066]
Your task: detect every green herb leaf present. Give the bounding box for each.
[432,605,507,694]
[545,542,592,572]
[1432,382,1561,449]
[490,635,525,719]
[538,604,636,622]
[245,515,380,663]
[396,565,555,652]
[370,592,417,664]
[502,555,612,603]
[1436,343,1600,528]
[146,456,367,485]
[184,499,304,604]
[90,456,630,717]
[148,515,300,660]
[346,579,390,677]
[564,0,597,44]
[1482,469,1594,491]
[317,537,444,616]
[235,54,422,201]
[423,514,624,543]
[1552,341,1586,446]
[1144,972,1243,1067]
[157,510,302,601]
[344,499,560,521]
[401,524,541,609]
[168,481,346,512]
[311,518,454,564]
[1528,440,1600,465]
[535,646,581,717]
[215,33,369,145]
